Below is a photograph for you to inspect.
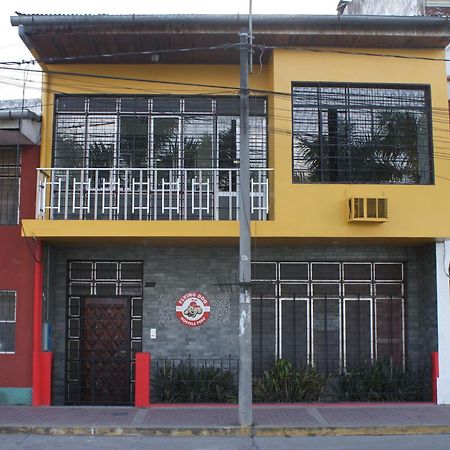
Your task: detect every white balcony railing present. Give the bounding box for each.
[36,167,271,221]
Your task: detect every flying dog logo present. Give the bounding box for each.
[176,291,211,327]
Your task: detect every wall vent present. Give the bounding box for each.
[348,197,387,222]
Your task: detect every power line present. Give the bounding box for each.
[36,43,241,64]
[2,63,450,113]
[255,44,450,63]
[2,41,450,66]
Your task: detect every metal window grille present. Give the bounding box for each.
[0,291,16,353]
[251,261,405,376]
[292,83,433,184]
[0,147,20,225]
[53,95,267,169]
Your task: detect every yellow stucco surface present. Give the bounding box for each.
[25,48,450,241]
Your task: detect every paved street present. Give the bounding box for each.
[1,434,450,450]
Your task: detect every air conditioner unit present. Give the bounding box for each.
[348,197,388,222]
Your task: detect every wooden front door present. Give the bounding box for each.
[79,296,131,405]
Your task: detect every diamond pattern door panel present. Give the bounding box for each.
[80,297,130,404]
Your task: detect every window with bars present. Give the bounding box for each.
[0,147,20,225]
[0,291,16,353]
[53,96,267,170]
[251,261,405,375]
[292,83,433,184]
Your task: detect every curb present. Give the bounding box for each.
[254,425,450,437]
[1,425,450,437]
[0,426,251,437]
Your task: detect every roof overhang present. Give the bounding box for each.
[0,110,41,145]
[10,14,450,65]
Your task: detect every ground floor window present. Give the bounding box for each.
[65,260,143,405]
[0,291,16,354]
[251,261,405,375]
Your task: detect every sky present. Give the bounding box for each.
[0,0,339,101]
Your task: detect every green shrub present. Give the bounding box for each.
[337,360,424,402]
[253,359,327,403]
[153,361,237,403]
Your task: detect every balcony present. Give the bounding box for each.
[36,167,270,221]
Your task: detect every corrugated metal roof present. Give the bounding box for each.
[11,14,450,65]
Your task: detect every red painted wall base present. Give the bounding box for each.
[432,351,439,404]
[32,351,53,406]
[135,352,151,408]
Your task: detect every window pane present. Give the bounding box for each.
[311,263,340,281]
[69,262,93,281]
[279,263,308,281]
[376,298,403,366]
[120,97,148,113]
[0,322,15,353]
[343,263,372,281]
[153,98,180,113]
[0,292,15,353]
[251,262,276,280]
[88,97,117,112]
[0,294,15,320]
[119,116,149,168]
[53,115,86,168]
[0,148,19,225]
[312,298,340,373]
[153,117,179,168]
[252,298,276,376]
[57,96,86,112]
[182,116,213,168]
[95,262,118,281]
[249,97,266,116]
[184,98,212,113]
[292,84,432,184]
[120,262,143,281]
[216,98,240,115]
[281,299,308,366]
[0,178,19,225]
[87,115,116,168]
[280,283,308,297]
[345,299,371,369]
[375,263,403,281]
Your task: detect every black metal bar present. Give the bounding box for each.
[389,294,394,362]
[91,357,95,406]
[293,293,296,367]
[259,294,263,375]
[357,294,361,368]
[324,294,328,375]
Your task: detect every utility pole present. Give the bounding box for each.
[238,29,252,427]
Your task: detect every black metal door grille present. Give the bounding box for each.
[65,260,143,405]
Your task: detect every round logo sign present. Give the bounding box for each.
[176,291,211,327]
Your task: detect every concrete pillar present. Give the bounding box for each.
[436,241,450,404]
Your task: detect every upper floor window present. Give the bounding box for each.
[53,96,267,170]
[0,147,20,225]
[292,83,433,184]
[0,291,16,354]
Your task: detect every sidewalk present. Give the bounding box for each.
[1,403,450,437]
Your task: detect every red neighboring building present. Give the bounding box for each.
[0,107,41,405]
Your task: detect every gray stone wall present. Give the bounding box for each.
[46,243,437,404]
[47,245,240,404]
